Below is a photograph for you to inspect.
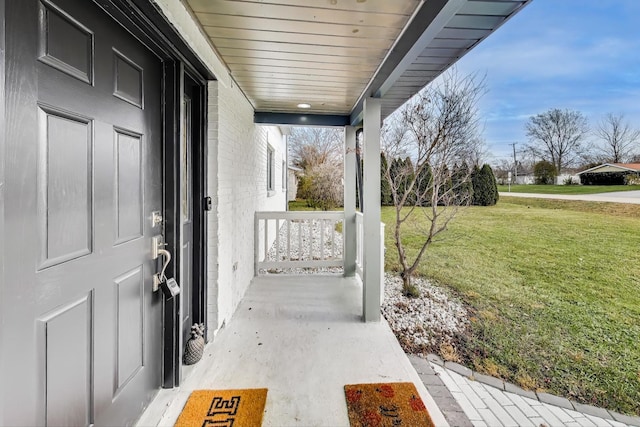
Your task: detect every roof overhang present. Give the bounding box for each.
[181,0,531,126]
[578,163,640,174]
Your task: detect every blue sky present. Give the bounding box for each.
[455,0,640,162]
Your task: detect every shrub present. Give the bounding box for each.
[452,162,474,205]
[296,174,312,201]
[533,160,557,184]
[304,162,343,210]
[471,164,499,206]
[626,174,640,185]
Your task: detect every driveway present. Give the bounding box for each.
[500,191,640,205]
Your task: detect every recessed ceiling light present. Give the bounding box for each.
[297,103,311,109]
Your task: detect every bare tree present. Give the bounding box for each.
[288,127,343,171]
[492,158,513,184]
[594,113,640,163]
[382,70,485,296]
[525,108,589,175]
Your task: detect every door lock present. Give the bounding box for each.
[161,277,180,299]
[151,211,163,227]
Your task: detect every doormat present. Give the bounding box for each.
[344,382,435,427]
[174,388,268,427]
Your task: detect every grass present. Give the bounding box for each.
[288,200,320,211]
[381,199,640,415]
[497,184,640,194]
[288,200,343,211]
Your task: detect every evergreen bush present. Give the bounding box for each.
[471,164,499,206]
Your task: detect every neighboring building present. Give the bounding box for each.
[0,1,531,425]
[288,165,303,202]
[577,163,640,175]
[577,163,640,184]
[516,173,535,185]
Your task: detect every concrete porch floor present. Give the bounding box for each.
[136,274,448,426]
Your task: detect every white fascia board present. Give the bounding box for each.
[152,0,231,87]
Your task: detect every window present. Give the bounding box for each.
[267,145,274,192]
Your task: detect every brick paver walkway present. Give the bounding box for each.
[410,355,640,427]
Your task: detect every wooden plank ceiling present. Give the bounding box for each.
[184,0,530,122]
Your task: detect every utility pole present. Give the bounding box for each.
[509,143,518,184]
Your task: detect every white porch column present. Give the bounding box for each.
[362,98,382,322]
[343,126,357,276]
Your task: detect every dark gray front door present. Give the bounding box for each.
[2,0,163,425]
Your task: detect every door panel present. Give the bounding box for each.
[115,129,143,244]
[38,293,92,427]
[3,0,164,425]
[37,106,93,268]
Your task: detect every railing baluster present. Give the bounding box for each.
[298,220,302,260]
[275,218,280,261]
[320,219,325,260]
[308,219,312,260]
[331,220,336,259]
[287,219,291,261]
[264,218,269,262]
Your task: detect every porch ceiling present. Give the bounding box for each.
[183,0,530,124]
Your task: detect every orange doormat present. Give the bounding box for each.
[174,388,268,427]
[344,382,435,427]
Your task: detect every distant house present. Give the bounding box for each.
[577,163,640,185]
[577,163,640,175]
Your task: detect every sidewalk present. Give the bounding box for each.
[499,191,640,204]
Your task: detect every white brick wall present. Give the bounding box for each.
[207,81,287,339]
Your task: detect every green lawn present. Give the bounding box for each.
[497,184,640,194]
[382,199,640,415]
[288,199,343,211]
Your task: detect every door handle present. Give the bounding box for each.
[157,248,171,282]
[152,235,170,292]
[151,236,180,298]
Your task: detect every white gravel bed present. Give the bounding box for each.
[382,273,469,355]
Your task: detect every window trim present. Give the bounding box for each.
[266,144,275,194]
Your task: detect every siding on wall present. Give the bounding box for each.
[207,81,286,339]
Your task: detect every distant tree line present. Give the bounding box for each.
[494,108,640,185]
[380,154,498,207]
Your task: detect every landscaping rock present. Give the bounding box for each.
[381,273,468,356]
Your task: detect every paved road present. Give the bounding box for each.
[500,191,640,204]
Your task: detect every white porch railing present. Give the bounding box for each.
[255,211,344,272]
